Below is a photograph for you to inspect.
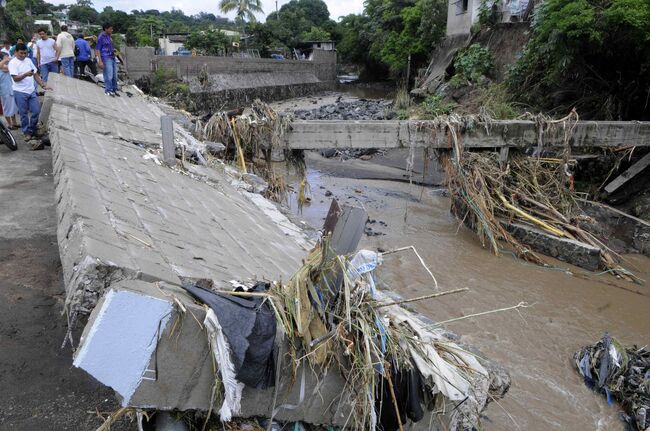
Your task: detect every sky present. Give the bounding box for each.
[58,0,365,22]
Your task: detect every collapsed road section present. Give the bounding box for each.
[43,73,510,429]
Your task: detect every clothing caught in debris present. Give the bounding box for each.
[575,333,650,430]
[183,282,276,389]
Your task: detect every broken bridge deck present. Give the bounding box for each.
[282,120,650,150]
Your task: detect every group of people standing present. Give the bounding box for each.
[0,23,119,149]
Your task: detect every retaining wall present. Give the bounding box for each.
[125,50,337,109]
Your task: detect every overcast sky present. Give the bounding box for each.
[58,0,364,22]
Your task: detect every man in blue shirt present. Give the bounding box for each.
[74,34,95,77]
[95,23,119,96]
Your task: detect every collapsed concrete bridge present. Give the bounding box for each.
[42,74,511,429]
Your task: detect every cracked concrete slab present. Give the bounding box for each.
[46,74,309,318]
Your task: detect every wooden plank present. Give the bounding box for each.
[604,152,650,194]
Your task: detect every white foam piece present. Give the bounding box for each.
[73,289,173,405]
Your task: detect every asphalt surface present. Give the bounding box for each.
[0,135,132,430]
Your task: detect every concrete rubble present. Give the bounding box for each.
[43,74,509,428]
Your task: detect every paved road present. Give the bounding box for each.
[0,139,130,430]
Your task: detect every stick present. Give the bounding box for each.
[214,290,270,298]
[427,302,532,328]
[375,288,469,308]
[496,192,567,238]
[381,245,439,290]
[95,407,129,431]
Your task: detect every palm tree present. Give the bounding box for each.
[218,0,263,24]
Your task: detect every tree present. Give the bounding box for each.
[338,0,446,79]
[185,29,231,55]
[68,4,99,23]
[218,0,263,23]
[301,26,330,41]
[263,0,335,49]
[508,0,650,120]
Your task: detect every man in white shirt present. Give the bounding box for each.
[35,28,59,82]
[8,43,51,147]
[56,25,75,77]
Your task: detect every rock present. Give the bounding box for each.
[320,149,338,158]
[292,98,397,121]
[204,141,225,155]
[325,190,333,197]
[242,173,268,194]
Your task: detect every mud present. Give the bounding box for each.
[287,151,650,431]
[0,143,131,430]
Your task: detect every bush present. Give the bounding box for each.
[422,94,454,116]
[508,0,650,120]
[394,87,411,110]
[452,43,493,84]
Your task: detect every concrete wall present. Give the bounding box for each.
[125,51,336,109]
[311,49,338,83]
[446,0,481,35]
[124,47,156,81]
[155,55,316,80]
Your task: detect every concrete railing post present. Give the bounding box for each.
[161,116,176,167]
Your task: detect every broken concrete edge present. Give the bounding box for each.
[74,279,510,428]
[578,199,650,257]
[502,221,601,271]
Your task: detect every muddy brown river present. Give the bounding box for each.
[286,153,650,430]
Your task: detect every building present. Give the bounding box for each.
[33,19,54,34]
[158,30,241,56]
[158,33,188,56]
[446,0,530,36]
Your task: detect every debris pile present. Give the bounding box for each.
[442,118,640,281]
[575,334,650,430]
[182,236,507,430]
[293,99,397,120]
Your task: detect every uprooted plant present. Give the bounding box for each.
[438,112,642,283]
[201,100,307,205]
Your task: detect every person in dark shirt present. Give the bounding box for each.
[74,34,96,77]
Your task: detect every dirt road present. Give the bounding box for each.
[0,140,130,430]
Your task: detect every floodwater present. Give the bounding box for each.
[285,152,650,431]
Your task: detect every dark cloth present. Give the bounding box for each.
[376,362,425,431]
[75,59,96,77]
[182,282,276,389]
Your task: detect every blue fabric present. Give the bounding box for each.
[14,90,40,135]
[96,32,114,59]
[102,57,118,93]
[39,62,58,82]
[75,38,91,61]
[0,70,13,97]
[60,57,74,77]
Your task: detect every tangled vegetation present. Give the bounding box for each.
[450,43,494,86]
[508,0,650,120]
[337,0,447,79]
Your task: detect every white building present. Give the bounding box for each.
[446,0,530,36]
[34,19,54,33]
